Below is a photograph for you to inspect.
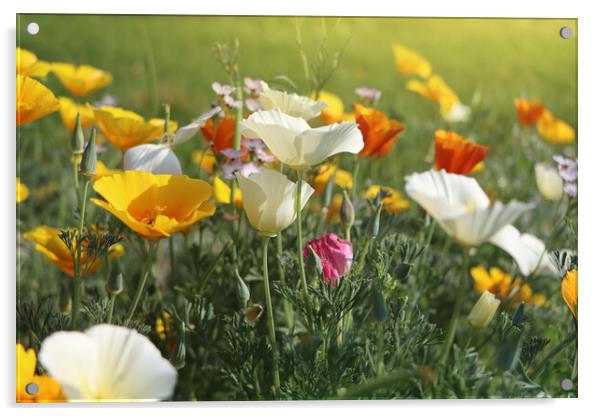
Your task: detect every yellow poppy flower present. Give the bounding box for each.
[93,105,178,152]
[16,74,60,126]
[536,110,576,144]
[316,91,354,125]
[561,269,577,319]
[16,48,51,78]
[192,149,216,174]
[392,43,432,78]
[212,176,243,208]
[362,185,410,214]
[57,96,95,131]
[51,62,112,97]
[24,225,124,277]
[16,344,65,403]
[406,75,458,104]
[313,164,353,194]
[16,178,29,203]
[91,170,216,241]
[470,266,546,306]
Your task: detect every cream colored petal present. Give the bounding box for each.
[38,331,99,400]
[294,122,364,167]
[534,163,563,201]
[239,109,309,165]
[124,144,182,175]
[236,171,269,234]
[489,225,556,276]
[405,169,490,222]
[440,201,533,247]
[85,324,177,401]
[258,82,326,120]
[173,107,222,145]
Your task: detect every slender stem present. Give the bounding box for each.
[295,169,309,297]
[439,248,470,365]
[262,237,281,399]
[70,179,90,330]
[125,241,153,326]
[169,237,175,276]
[351,155,360,200]
[376,322,385,376]
[72,161,80,202]
[416,216,436,276]
[106,294,116,324]
[276,232,294,329]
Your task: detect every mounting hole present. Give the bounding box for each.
[27,22,40,35]
[560,378,574,391]
[559,26,573,40]
[25,382,39,395]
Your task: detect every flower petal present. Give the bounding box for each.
[294,121,364,167]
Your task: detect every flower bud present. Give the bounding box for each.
[244,304,264,326]
[306,245,323,279]
[367,201,383,238]
[106,269,124,295]
[235,272,250,306]
[371,284,388,321]
[323,172,335,207]
[467,291,501,328]
[79,129,97,176]
[70,112,85,155]
[534,163,563,201]
[497,326,522,371]
[340,190,355,228]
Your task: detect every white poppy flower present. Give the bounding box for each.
[405,170,533,246]
[467,291,500,328]
[124,144,182,175]
[170,107,222,146]
[239,108,363,169]
[258,81,326,120]
[38,324,177,402]
[534,163,563,201]
[236,167,314,237]
[489,225,556,276]
[441,101,471,123]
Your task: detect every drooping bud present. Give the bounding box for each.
[106,268,124,295]
[340,190,355,229]
[467,291,501,328]
[394,262,411,281]
[70,113,85,155]
[244,304,264,326]
[79,129,97,176]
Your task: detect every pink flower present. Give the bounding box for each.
[304,233,353,286]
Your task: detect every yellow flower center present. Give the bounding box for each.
[139,205,168,225]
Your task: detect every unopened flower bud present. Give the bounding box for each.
[106,269,124,295]
[244,304,264,326]
[235,272,250,306]
[467,291,501,328]
[340,190,355,228]
[307,245,323,278]
[372,284,388,321]
[323,172,335,207]
[368,201,383,238]
[79,129,97,176]
[70,113,85,155]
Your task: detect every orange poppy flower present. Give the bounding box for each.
[434,130,489,175]
[354,103,405,158]
[201,115,236,154]
[514,97,546,127]
[561,269,577,319]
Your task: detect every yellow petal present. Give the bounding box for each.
[17,75,59,126]
[51,62,112,97]
[57,96,95,131]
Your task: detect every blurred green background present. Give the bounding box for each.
[17,15,577,218]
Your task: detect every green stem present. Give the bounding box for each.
[72,161,80,202]
[276,232,294,329]
[376,322,384,376]
[106,294,116,324]
[169,237,175,276]
[262,237,281,399]
[125,241,153,326]
[70,179,90,330]
[439,248,470,365]
[416,217,436,276]
[351,155,360,200]
[296,169,309,298]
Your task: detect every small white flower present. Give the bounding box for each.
[258,81,327,120]
[467,291,501,328]
[405,170,532,246]
[124,144,182,175]
[38,324,177,401]
[236,167,314,237]
[239,108,363,169]
[441,101,471,123]
[534,163,564,201]
[489,225,556,276]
